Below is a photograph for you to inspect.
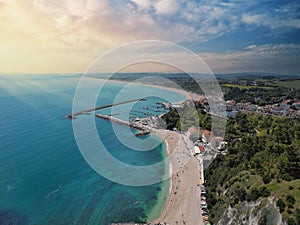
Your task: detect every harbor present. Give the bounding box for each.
[67,98,170,136]
[67,96,208,224]
[67,98,146,119]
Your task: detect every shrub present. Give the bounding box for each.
[276,198,286,213]
[262,174,271,184]
[259,186,271,197]
[296,209,300,224]
[286,195,296,205]
[287,217,297,225]
[236,188,247,202]
[234,197,239,205]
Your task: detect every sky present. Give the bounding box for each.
[0,0,299,74]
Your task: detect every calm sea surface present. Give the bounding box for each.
[0,75,185,225]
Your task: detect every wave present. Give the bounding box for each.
[46,184,62,199]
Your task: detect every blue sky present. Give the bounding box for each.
[0,0,299,74]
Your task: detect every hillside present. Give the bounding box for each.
[204,113,300,224]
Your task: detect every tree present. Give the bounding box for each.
[276,198,286,213]
[262,173,271,184]
[286,195,296,206]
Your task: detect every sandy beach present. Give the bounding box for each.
[152,129,204,225]
[133,82,203,102]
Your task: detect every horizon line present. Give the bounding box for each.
[1,71,300,76]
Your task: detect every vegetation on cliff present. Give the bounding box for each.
[204,113,300,224]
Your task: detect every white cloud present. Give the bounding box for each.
[245,44,300,55]
[0,0,254,49]
[242,1,300,29]
[242,14,262,25]
[3,0,300,48]
[200,44,300,74]
[245,45,257,50]
[154,0,181,16]
[1,0,299,73]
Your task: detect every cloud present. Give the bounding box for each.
[245,45,257,50]
[84,42,300,74]
[200,44,300,74]
[244,44,300,55]
[241,1,300,29]
[154,0,181,16]
[242,13,300,28]
[0,0,299,73]
[242,14,262,25]
[6,0,299,46]
[131,0,153,11]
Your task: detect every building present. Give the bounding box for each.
[199,130,212,144]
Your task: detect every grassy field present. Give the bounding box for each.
[221,83,273,89]
[268,179,300,222]
[276,80,300,89]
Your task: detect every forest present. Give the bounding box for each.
[204,113,300,224]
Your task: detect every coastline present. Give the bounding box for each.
[120,77,204,224]
[150,129,203,225]
[87,76,203,102]
[87,76,204,224]
[131,81,203,103]
[139,80,204,224]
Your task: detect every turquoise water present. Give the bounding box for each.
[0,75,185,225]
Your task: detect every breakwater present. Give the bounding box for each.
[95,114,151,136]
[67,98,146,119]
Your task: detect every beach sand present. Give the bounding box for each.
[132,82,203,103]
[152,129,203,225]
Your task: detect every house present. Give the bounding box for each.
[292,101,300,109]
[217,141,228,150]
[188,127,213,144]
[199,130,212,144]
[198,145,205,154]
[194,146,201,154]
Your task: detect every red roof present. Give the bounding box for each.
[198,146,205,153]
[188,127,212,138]
[200,130,212,137]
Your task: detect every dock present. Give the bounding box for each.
[67,98,146,119]
[95,114,151,136]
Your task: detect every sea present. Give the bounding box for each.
[0,74,185,225]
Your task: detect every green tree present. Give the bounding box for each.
[276,198,286,213]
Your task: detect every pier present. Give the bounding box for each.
[67,98,145,119]
[95,114,151,136]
